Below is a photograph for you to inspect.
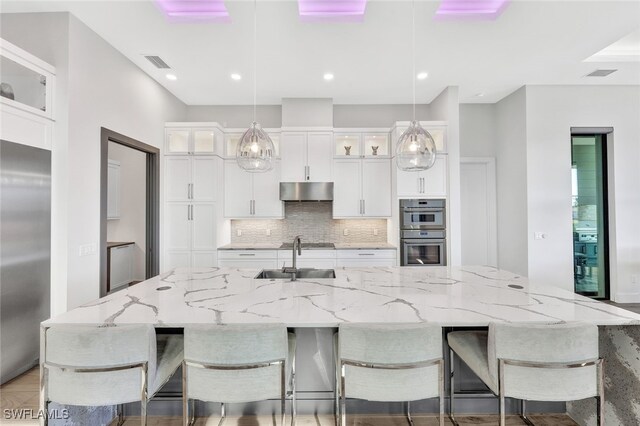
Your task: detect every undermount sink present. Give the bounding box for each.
[255,268,336,279]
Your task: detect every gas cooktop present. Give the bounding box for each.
[279,242,335,249]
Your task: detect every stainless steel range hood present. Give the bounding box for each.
[279,182,333,201]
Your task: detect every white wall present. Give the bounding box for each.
[525,85,640,300]
[495,87,529,276]
[187,105,282,128]
[333,104,431,128]
[430,86,462,266]
[106,142,146,281]
[1,12,187,313]
[459,104,497,158]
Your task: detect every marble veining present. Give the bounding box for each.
[44,266,640,327]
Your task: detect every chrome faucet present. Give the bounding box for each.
[282,235,303,281]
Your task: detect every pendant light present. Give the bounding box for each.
[237,0,275,172]
[395,0,437,171]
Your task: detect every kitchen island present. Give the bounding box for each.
[42,266,640,425]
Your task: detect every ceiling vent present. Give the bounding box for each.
[586,69,617,77]
[144,55,171,69]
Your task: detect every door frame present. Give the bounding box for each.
[570,127,613,300]
[460,157,498,267]
[100,128,160,297]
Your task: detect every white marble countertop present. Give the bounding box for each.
[218,243,396,250]
[44,266,640,328]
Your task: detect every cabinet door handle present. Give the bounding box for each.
[239,253,256,256]
[362,199,365,215]
[421,178,425,193]
[358,253,375,256]
[190,183,194,199]
[253,200,256,215]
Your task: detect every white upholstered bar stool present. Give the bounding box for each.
[335,323,445,426]
[447,322,603,426]
[182,324,296,426]
[40,324,184,426]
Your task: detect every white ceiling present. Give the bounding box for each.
[1,0,639,105]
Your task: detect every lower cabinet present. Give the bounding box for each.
[108,243,133,291]
[217,250,279,269]
[216,249,397,269]
[336,249,397,267]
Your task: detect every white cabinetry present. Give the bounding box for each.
[218,250,279,269]
[281,132,332,182]
[108,243,133,290]
[163,124,221,271]
[396,156,447,198]
[165,126,221,156]
[107,159,120,220]
[336,249,396,267]
[392,122,448,199]
[333,158,391,218]
[223,159,283,218]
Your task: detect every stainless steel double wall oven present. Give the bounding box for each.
[400,199,447,266]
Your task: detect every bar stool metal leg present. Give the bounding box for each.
[406,401,414,426]
[498,359,506,426]
[117,404,125,426]
[520,399,534,426]
[597,359,605,426]
[340,363,346,426]
[438,359,444,426]
[217,403,226,426]
[448,348,459,426]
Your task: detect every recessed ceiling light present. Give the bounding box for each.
[417,72,428,80]
[324,73,335,81]
[165,73,177,81]
[230,73,242,81]
[475,92,485,97]
[585,69,617,77]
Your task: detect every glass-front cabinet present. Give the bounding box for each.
[225,129,280,158]
[334,130,389,158]
[165,125,222,155]
[1,39,55,119]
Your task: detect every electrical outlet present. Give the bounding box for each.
[373,229,378,236]
[632,275,639,285]
[343,229,349,236]
[534,232,546,240]
[266,229,271,236]
[78,243,97,257]
[237,229,242,237]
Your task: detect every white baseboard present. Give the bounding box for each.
[613,293,640,303]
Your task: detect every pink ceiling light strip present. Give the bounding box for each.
[298,0,368,22]
[435,0,510,20]
[156,0,230,22]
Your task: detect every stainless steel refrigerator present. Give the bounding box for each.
[0,139,51,384]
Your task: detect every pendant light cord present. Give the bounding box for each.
[253,0,257,123]
[412,0,416,122]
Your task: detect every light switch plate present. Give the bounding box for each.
[534,232,546,240]
[79,243,97,256]
[237,229,242,237]
[373,229,378,236]
[266,229,271,236]
[343,229,349,236]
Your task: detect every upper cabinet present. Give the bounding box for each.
[280,131,333,182]
[165,156,218,202]
[107,159,120,220]
[0,39,55,120]
[396,156,448,198]
[333,158,391,218]
[165,124,223,155]
[334,131,390,158]
[223,159,283,219]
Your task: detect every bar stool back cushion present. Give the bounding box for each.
[487,322,599,401]
[184,324,288,404]
[46,325,155,406]
[338,323,442,402]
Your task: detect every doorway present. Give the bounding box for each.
[570,129,611,299]
[460,158,498,267]
[100,128,159,297]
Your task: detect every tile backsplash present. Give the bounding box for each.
[230,202,387,244]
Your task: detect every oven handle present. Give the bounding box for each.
[402,207,445,212]
[402,239,446,244]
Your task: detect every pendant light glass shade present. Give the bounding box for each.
[237,121,275,172]
[396,120,437,171]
